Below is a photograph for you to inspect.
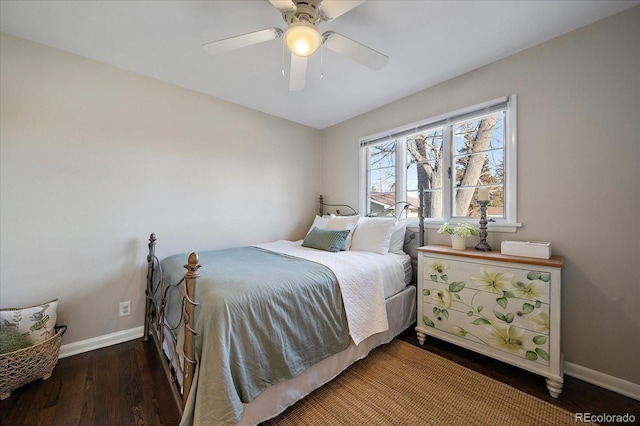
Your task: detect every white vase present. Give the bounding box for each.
[451,235,467,250]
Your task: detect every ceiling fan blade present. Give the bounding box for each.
[202,28,283,55]
[320,0,365,21]
[289,54,307,91]
[322,31,388,70]
[269,0,296,12]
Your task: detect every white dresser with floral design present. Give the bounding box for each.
[416,245,564,397]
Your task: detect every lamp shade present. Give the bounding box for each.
[284,21,321,57]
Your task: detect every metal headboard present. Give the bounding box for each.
[318,194,425,247]
[318,194,358,216]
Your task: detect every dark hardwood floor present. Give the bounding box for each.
[0,337,181,425]
[1,327,638,425]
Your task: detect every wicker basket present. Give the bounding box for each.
[0,325,66,400]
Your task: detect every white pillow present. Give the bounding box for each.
[0,299,58,345]
[350,217,397,255]
[389,221,407,254]
[307,215,331,235]
[326,215,360,250]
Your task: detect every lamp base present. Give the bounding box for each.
[475,241,492,251]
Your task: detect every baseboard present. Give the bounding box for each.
[58,326,144,359]
[564,361,640,401]
[57,327,639,401]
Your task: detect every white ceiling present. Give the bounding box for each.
[1,0,637,129]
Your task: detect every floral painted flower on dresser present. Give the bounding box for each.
[470,267,513,294]
[486,323,528,352]
[510,271,549,301]
[450,325,467,337]
[426,259,449,281]
[430,289,452,308]
[529,311,550,333]
[422,260,551,364]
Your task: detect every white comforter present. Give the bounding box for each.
[255,240,406,345]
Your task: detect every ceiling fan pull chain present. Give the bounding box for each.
[320,43,324,80]
[281,38,286,77]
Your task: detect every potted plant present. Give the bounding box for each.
[437,222,479,250]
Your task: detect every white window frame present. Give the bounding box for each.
[359,95,521,233]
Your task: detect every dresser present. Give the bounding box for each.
[416,245,565,397]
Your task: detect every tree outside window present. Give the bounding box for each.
[361,96,517,230]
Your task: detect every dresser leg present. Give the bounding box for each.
[546,377,563,398]
[416,330,426,345]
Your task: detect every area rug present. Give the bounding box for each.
[263,339,590,425]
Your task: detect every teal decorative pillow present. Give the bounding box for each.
[0,323,33,354]
[302,227,351,253]
[0,299,58,345]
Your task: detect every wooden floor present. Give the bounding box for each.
[0,336,181,425]
[1,327,638,425]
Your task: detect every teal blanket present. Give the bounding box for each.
[160,246,350,425]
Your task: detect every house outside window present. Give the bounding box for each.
[359,95,519,232]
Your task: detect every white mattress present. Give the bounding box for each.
[380,251,412,296]
[399,252,413,286]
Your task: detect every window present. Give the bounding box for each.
[359,95,519,232]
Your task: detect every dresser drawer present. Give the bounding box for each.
[423,256,551,304]
[420,295,551,366]
[420,281,551,335]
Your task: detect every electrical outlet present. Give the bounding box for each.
[119,301,131,317]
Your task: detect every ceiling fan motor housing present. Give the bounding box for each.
[283,1,321,25]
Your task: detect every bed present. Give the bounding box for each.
[143,197,422,425]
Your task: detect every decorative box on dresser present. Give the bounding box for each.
[416,245,565,397]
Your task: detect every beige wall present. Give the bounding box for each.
[1,6,638,391]
[0,34,322,345]
[322,7,640,385]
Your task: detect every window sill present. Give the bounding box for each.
[485,222,522,233]
[407,220,522,234]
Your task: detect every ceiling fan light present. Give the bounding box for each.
[284,21,321,57]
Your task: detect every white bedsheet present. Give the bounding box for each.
[255,240,406,345]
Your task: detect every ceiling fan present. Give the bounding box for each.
[202,0,389,91]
